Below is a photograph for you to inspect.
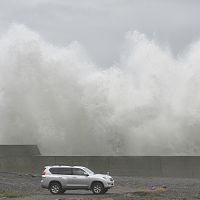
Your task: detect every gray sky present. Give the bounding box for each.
[0,0,200,66]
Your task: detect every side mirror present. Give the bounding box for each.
[84,172,89,176]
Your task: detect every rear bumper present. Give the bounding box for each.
[41,180,48,189]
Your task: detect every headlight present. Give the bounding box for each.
[103,176,113,181]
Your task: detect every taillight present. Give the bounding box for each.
[41,170,46,176]
[41,171,45,176]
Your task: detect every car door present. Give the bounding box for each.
[69,168,90,188]
[60,168,73,188]
[49,167,73,188]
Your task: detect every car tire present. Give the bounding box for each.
[49,182,62,195]
[91,182,104,194]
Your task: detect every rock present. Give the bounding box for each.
[151,186,156,190]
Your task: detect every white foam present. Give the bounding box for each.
[0,24,200,155]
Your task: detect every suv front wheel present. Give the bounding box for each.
[49,182,62,194]
[91,182,104,194]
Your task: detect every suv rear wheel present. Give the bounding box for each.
[91,182,104,194]
[49,182,62,194]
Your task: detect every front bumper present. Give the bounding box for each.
[104,180,114,188]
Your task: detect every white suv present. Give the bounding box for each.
[41,166,114,194]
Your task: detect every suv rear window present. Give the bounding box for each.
[49,167,72,175]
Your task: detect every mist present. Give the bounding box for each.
[0,24,200,155]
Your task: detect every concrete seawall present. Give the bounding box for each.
[1,156,200,178]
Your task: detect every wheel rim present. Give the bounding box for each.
[94,184,102,193]
[51,185,60,193]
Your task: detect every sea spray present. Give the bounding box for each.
[0,24,200,155]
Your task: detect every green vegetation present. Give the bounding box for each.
[0,190,25,198]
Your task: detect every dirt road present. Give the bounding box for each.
[0,172,200,199]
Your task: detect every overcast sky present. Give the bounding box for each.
[0,0,200,66]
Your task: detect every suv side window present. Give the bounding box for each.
[73,168,85,176]
[50,167,72,175]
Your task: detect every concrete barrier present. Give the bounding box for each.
[1,156,200,178]
[0,156,33,172]
[0,145,40,156]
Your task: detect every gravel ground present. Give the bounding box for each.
[1,172,200,200]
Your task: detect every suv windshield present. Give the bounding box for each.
[83,167,95,175]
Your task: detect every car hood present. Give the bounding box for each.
[91,174,112,179]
